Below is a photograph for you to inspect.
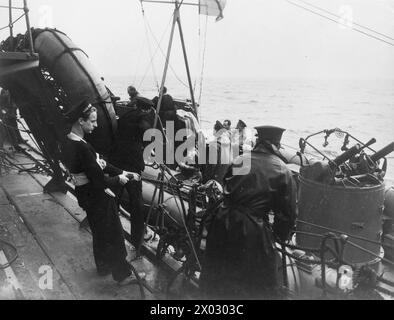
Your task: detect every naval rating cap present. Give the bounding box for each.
[254,125,286,145]
[236,119,247,129]
[65,100,95,123]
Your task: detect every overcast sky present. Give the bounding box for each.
[2,0,394,80]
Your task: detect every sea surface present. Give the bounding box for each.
[105,75,394,183]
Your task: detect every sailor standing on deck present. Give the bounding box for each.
[61,100,145,285]
[110,93,154,257]
[127,85,139,107]
[200,125,297,299]
[152,86,177,127]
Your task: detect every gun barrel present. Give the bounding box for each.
[333,144,361,167]
[370,142,394,162]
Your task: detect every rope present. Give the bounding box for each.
[138,10,174,89]
[0,12,26,33]
[139,2,160,90]
[297,219,394,250]
[196,14,209,118]
[138,5,189,89]
[285,0,394,47]
[0,239,18,270]
[296,0,394,42]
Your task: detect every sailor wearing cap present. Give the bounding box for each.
[61,100,145,285]
[110,94,155,256]
[232,119,248,154]
[200,125,297,299]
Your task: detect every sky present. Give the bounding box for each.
[1,0,394,80]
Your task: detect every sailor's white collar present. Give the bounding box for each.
[67,132,87,143]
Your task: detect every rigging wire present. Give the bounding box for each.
[138,7,189,90]
[139,1,160,90]
[138,9,174,89]
[193,11,202,93]
[0,11,26,32]
[296,0,394,42]
[285,0,394,47]
[138,1,191,91]
[196,14,209,118]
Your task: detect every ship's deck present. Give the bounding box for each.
[0,146,197,300]
[1,142,394,300]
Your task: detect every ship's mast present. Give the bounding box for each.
[23,0,35,55]
[142,0,198,129]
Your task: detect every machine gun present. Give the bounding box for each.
[299,129,394,187]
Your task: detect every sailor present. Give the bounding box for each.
[213,120,224,135]
[152,86,176,127]
[61,100,145,285]
[110,95,154,257]
[127,85,139,107]
[201,120,232,185]
[232,119,249,154]
[200,125,297,299]
[223,119,231,131]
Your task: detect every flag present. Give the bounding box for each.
[199,0,227,22]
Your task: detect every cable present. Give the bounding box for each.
[285,0,394,47]
[140,2,160,90]
[296,0,394,42]
[139,5,190,89]
[138,11,174,89]
[0,239,18,270]
[196,14,209,119]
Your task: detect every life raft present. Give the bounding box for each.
[32,28,117,156]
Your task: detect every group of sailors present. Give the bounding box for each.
[212,118,254,153]
[1,83,298,298]
[61,85,297,298]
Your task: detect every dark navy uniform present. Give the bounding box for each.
[110,102,153,249]
[152,89,176,125]
[62,137,132,281]
[200,126,297,299]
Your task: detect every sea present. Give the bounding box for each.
[105,75,394,184]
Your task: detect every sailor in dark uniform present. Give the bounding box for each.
[61,101,144,285]
[152,86,176,126]
[200,125,297,299]
[127,85,139,107]
[110,96,154,255]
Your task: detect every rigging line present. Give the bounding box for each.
[141,6,160,89]
[281,142,316,158]
[197,14,208,110]
[296,0,394,42]
[285,0,394,47]
[142,5,190,89]
[138,10,174,88]
[11,12,25,25]
[139,9,189,90]
[193,13,201,92]
[0,12,27,30]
